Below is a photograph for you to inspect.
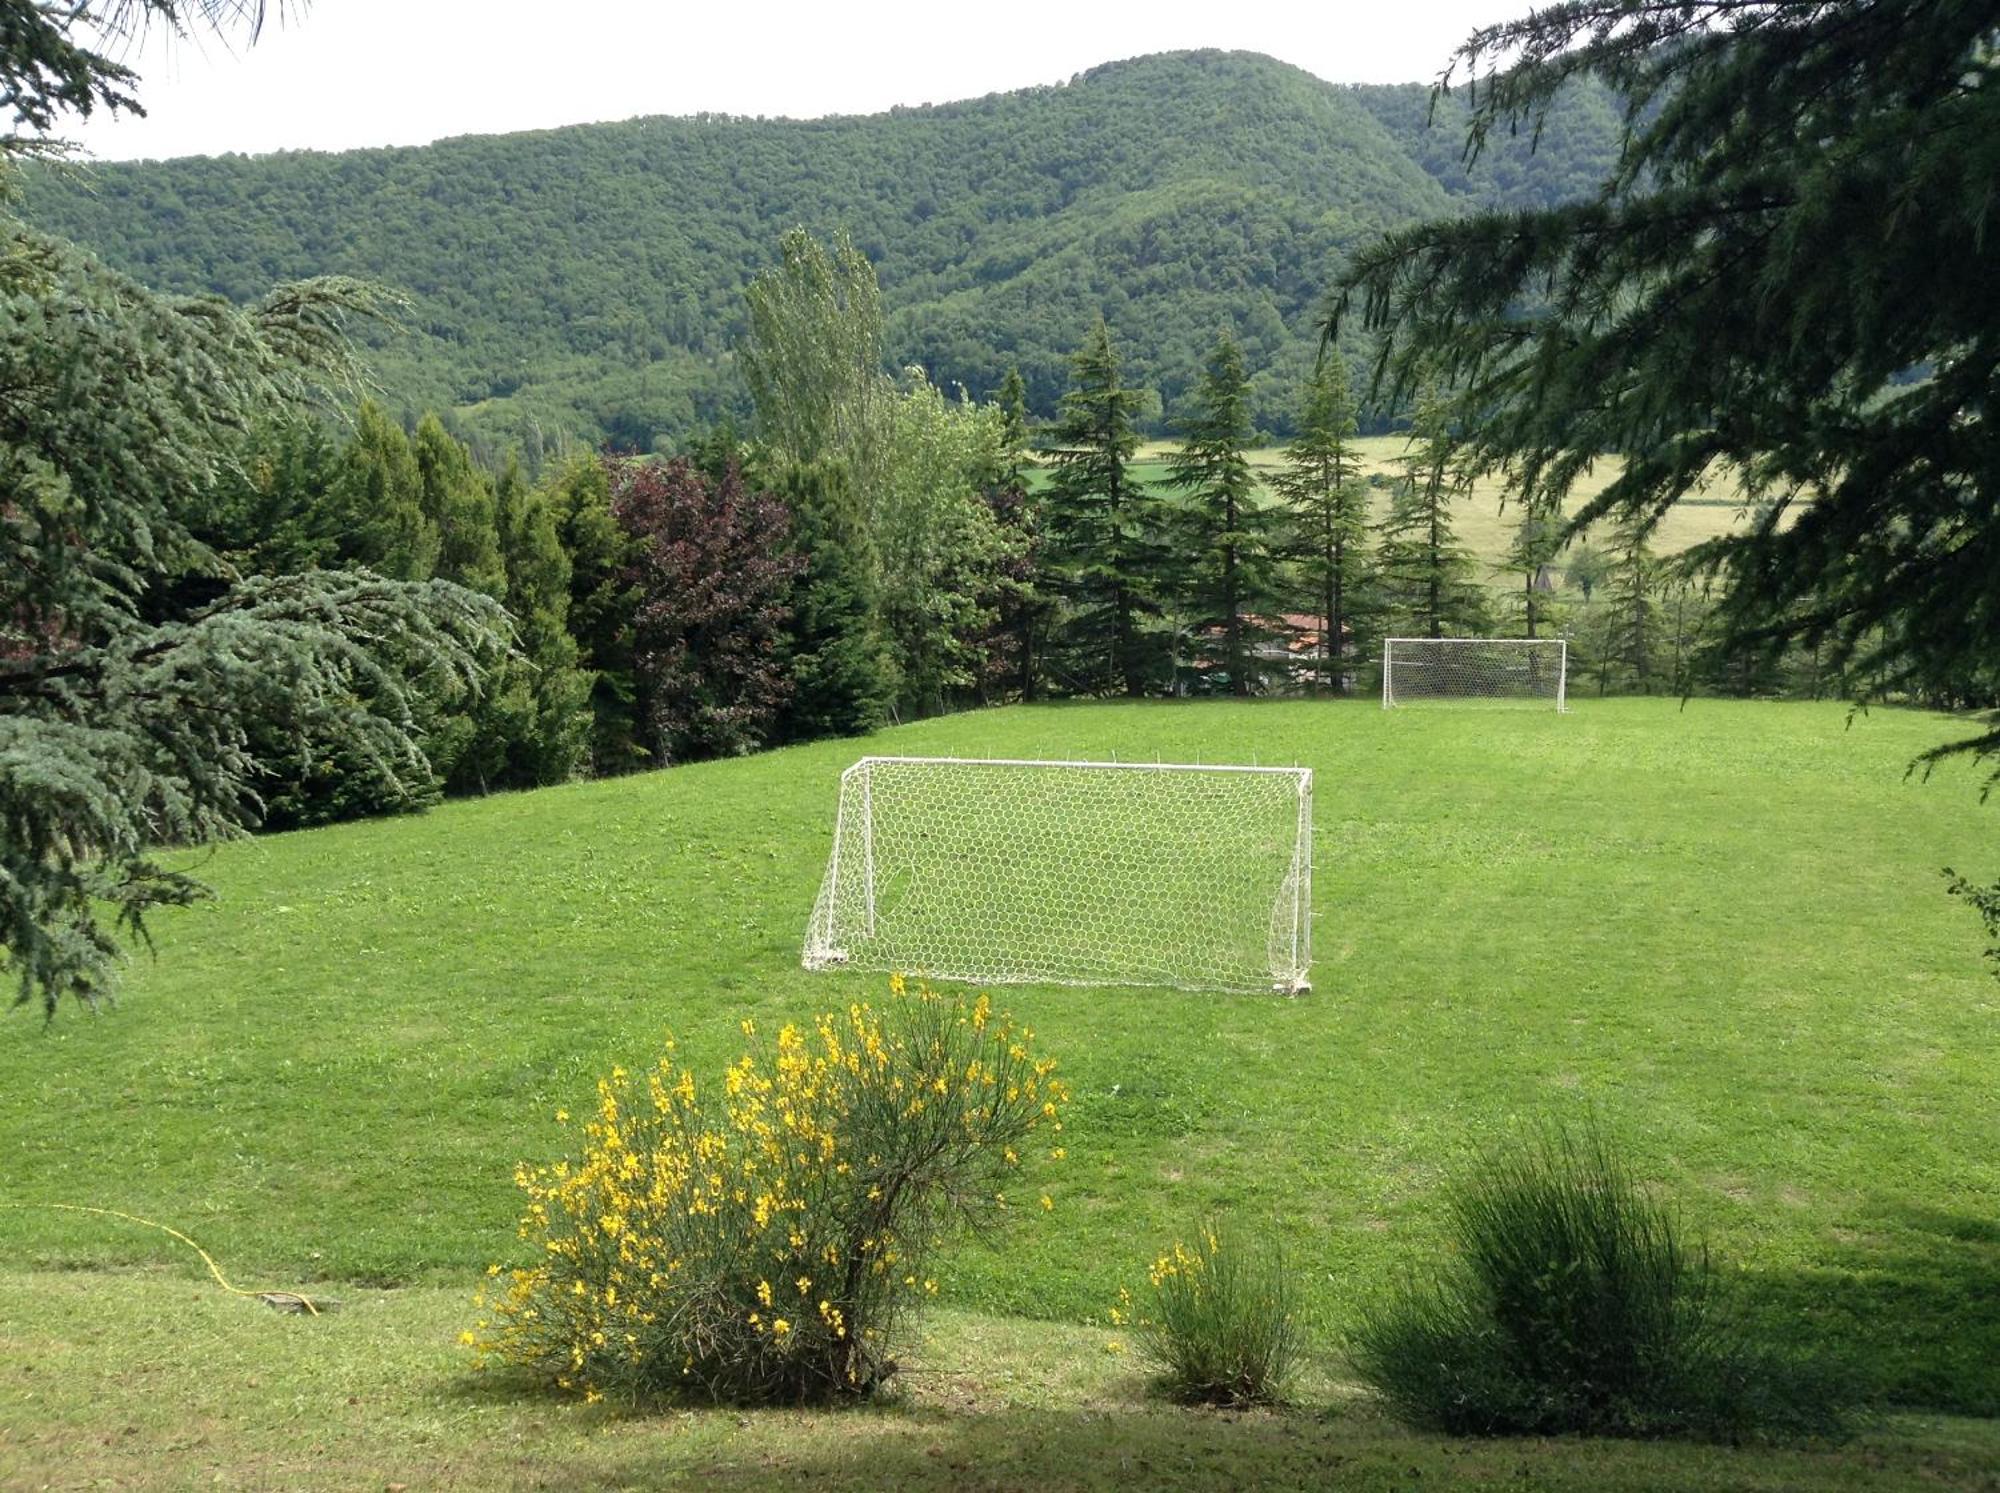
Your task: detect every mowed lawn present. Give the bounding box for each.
[3,698,1999,1487]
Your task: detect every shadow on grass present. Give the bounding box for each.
[512,1398,1979,1493]
[1731,1202,2000,1416]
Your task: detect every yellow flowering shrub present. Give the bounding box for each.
[472,981,1067,1404]
[1129,1221,1299,1407]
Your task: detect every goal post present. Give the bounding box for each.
[1381,638,1569,711]
[802,756,1313,995]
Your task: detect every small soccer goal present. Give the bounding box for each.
[801,756,1313,995]
[1381,638,1569,710]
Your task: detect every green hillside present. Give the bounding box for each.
[18,51,1621,452]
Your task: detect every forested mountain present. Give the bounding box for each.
[21,50,1620,453]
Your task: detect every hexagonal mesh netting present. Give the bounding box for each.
[1381,638,1569,709]
[802,757,1313,994]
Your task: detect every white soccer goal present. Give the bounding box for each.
[1381,638,1569,710]
[801,756,1313,995]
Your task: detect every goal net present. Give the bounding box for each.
[802,756,1313,995]
[1381,638,1568,710]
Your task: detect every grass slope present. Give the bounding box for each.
[3,699,1997,1430]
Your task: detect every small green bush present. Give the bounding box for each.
[1128,1221,1300,1407]
[1349,1121,1847,1441]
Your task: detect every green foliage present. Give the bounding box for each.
[1274,352,1372,692]
[1334,1,2000,773]
[741,227,887,491]
[1043,318,1171,696]
[1167,331,1277,695]
[1349,1120,1849,1441]
[0,209,505,1013]
[1130,1222,1300,1407]
[1943,869,2000,977]
[775,459,894,742]
[18,52,1622,450]
[873,373,1019,717]
[1375,385,1490,638]
[475,984,1068,1404]
[542,453,642,774]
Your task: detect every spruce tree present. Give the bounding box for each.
[1502,509,1565,640]
[1376,384,1490,639]
[1276,353,1371,693]
[776,459,895,741]
[1167,331,1273,695]
[1042,317,1167,696]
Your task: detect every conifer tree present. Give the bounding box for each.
[1608,517,1661,693]
[0,226,503,1013]
[413,413,506,598]
[1276,353,1371,692]
[1042,317,1168,696]
[545,455,643,773]
[1167,331,1273,695]
[987,366,1047,700]
[1376,385,1490,639]
[1502,508,1565,640]
[488,454,593,786]
[776,459,895,741]
[1333,0,2000,765]
[328,401,437,580]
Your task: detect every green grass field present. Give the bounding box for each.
[4,698,1998,1487]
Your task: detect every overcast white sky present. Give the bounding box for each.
[70,0,1522,161]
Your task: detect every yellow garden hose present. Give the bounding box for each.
[3,1201,328,1316]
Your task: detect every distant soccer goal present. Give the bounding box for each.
[1381,638,1569,711]
[801,756,1313,995]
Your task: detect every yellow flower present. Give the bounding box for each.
[772,1318,791,1336]
[1039,1195,1053,1212]
[888,972,907,996]
[554,1109,569,1124]
[756,1280,774,1307]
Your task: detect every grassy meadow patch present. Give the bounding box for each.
[2,698,1997,1446]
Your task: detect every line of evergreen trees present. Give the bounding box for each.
[197,230,1868,829]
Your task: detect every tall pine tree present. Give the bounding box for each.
[1376,384,1490,639]
[1276,353,1371,693]
[1168,331,1274,695]
[1043,318,1168,696]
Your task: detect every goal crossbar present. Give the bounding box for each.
[802,755,1314,995]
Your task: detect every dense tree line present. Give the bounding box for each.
[170,225,1873,843]
[17,51,1621,456]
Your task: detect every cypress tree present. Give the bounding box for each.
[1042,317,1168,696]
